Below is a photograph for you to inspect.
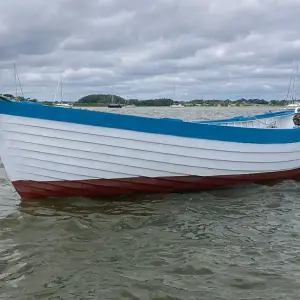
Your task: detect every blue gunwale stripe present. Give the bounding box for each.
[0,101,299,144]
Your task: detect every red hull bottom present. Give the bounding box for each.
[12,168,300,200]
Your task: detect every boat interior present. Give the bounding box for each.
[193,110,298,129]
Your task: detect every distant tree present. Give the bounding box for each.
[77,94,125,105]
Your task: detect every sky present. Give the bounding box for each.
[0,0,300,102]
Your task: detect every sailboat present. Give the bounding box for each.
[124,97,136,108]
[107,96,122,108]
[53,76,73,108]
[170,102,184,108]
[13,63,25,100]
[170,85,184,107]
[107,86,122,108]
[284,59,300,110]
[124,104,136,108]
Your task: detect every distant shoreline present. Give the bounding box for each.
[74,104,283,109]
[41,101,289,108]
[72,103,286,108]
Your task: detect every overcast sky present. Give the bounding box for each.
[0,0,299,101]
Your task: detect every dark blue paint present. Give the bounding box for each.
[0,100,299,144]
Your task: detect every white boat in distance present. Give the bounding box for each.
[54,102,73,108]
[170,103,184,108]
[0,97,300,200]
[284,102,300,110]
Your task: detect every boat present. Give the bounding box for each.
[284,102,300,110]
[169,86,184,107]
[124,100,136,108]
[52,76,73,108]
[55,102,73,108]
[107,103,122,108]
[107,89,122,108]
[284,59,299,110]
[170,103,184,108]
[0,97,300,200]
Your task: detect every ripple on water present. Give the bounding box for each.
[1,181,300,299]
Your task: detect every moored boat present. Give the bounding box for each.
[284,102,300,110]
[0,97,300,200]
[107,103,122,108]
[107,91,122,108]
[170,103,184,108]
[54,102,73,108]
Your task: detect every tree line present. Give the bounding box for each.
[72,94,290,107]
[75,94,173,107]
[5,93,291,107]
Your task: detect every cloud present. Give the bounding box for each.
[0,0,299,101]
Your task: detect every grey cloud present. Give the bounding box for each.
[0,0,299,101]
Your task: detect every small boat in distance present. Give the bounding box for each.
[108,103,122,108]
[1,96,300,200]
[170,103,184,108]
[52,75,73,108]
[55,102,73,108]
[124,98,136,108]
[284,102,300,110]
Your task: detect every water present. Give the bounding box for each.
[1,106,300,299]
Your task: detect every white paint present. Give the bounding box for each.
[0,114,300,182]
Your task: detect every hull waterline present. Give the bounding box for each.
[12,168,300,199]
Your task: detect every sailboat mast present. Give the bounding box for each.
[174,85,176,102]
[287,58,297,102]
[13,63,24,98]
[290,61,298,102]
[112,85,115,104]
[170,85,176,106]
[60,75,63,103]
[54,80,58,102]
[14,63,17,97]
[294,63,299,102]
